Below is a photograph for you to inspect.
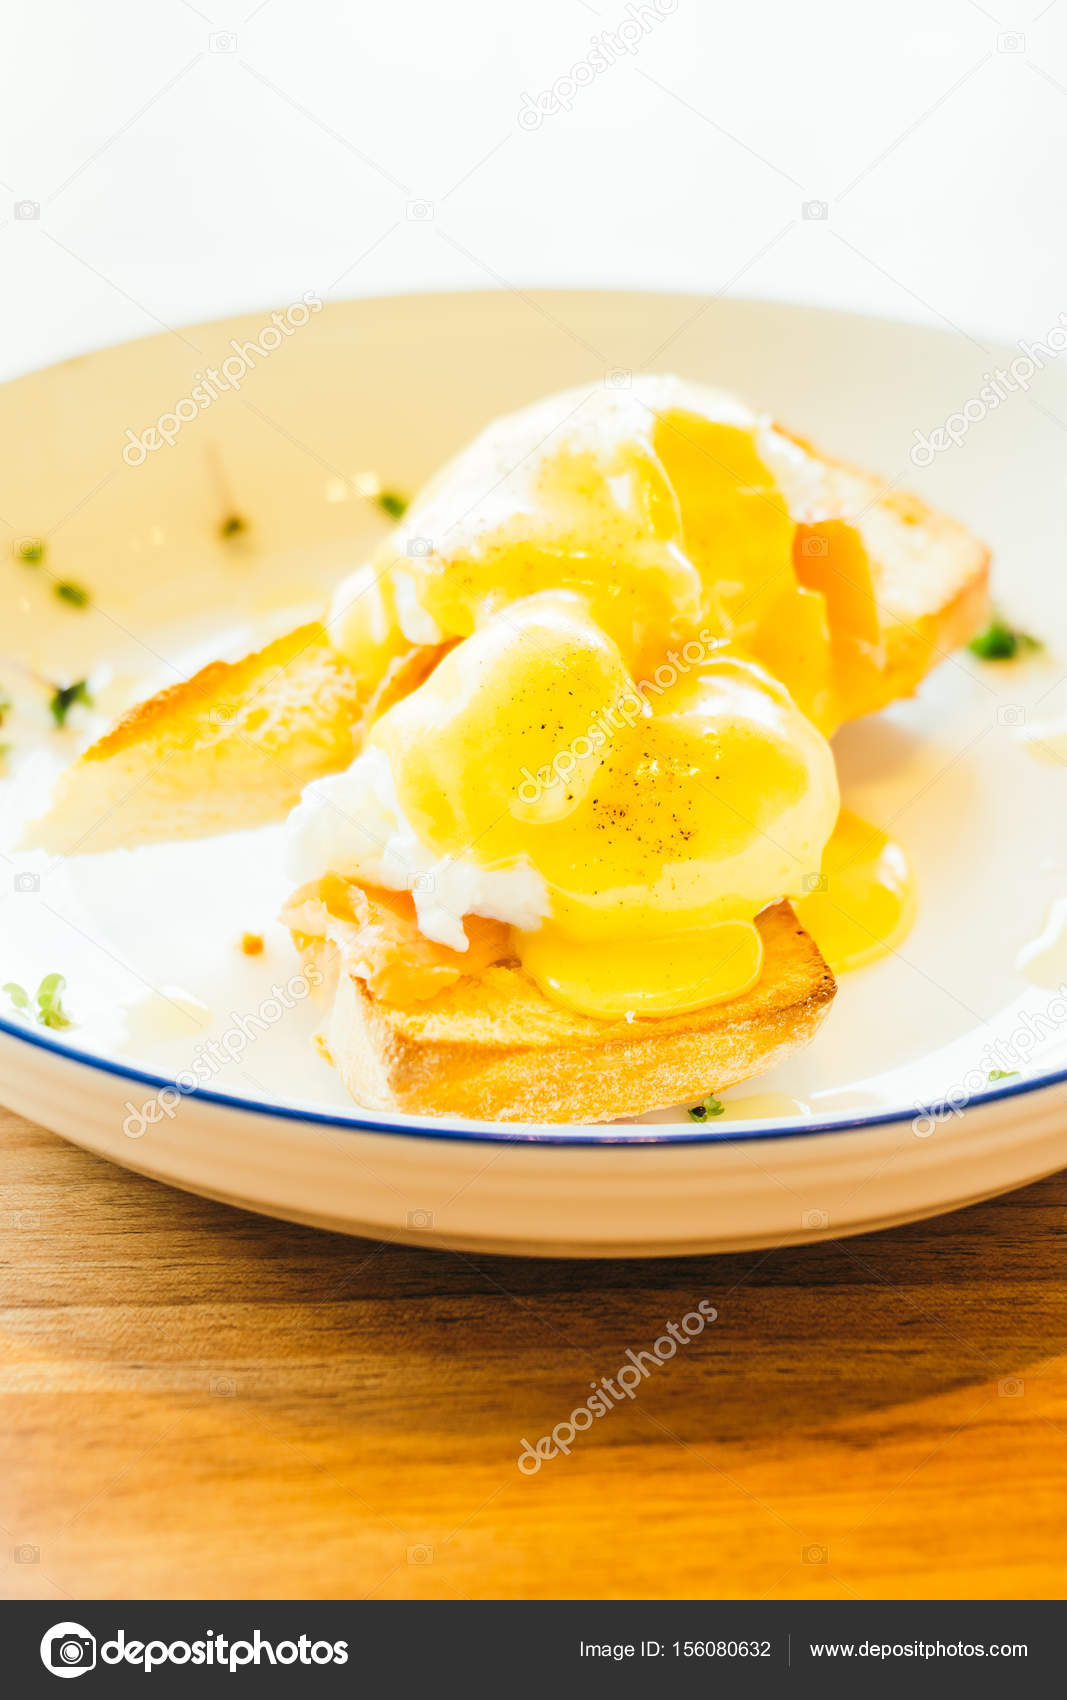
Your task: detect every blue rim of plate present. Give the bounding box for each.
[2,1013,1064,1147]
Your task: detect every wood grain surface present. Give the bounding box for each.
[3,1105,1067,1602]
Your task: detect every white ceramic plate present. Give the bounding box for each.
[2,289,1067,1256]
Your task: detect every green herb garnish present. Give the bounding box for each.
[5,975,73,1028]
[14,539,44,565]
[49,678,92,727]
[969,618,1042,661]
[687,1093,726,1122]
[55,580,89,607]
[989,1068,1020,1081]
[219,513,247,539]
[376,490,409,519]
[0,688,11,726]
[35,972,71,1029]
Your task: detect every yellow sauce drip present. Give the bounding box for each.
[519,918,763,1019]
[715,1092,811,1120]
[794,808,917,973]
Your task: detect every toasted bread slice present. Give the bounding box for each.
[315,901,835,1123]
[25,623,364,855]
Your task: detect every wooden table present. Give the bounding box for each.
[4,1105,1067,1602]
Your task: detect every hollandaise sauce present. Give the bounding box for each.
[518,918,764,1019]
[794,808,917,974]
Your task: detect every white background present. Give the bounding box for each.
[2,0,1066,380]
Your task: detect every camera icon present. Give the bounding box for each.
[996,703,1026,727]
[998,1377,1024,1397]
[412,872,436,894]
[14,872,40,893]
[802,200,829,221]
[802,871,827,894]
[406,536,434,558]
[14,200,40,221]
[802,1208,829,1230]
[406,199,435,221]
[210,1375,236,1397]
[406,1544,434,1564]
[406,1208,435,1229]
[14,536,44,562]
[14,1210,41,1230]
[15,1543,40,1563]
[801,534,828,557]
[208,702,240,727]
[209,30,237,52]
[996,31,1025,52]
[803,1543,828,1564]
[604,367,632,389]
[40,1622,97,1677]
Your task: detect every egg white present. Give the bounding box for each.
[287,745,549,952]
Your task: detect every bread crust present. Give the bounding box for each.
[316,901,836,1123]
